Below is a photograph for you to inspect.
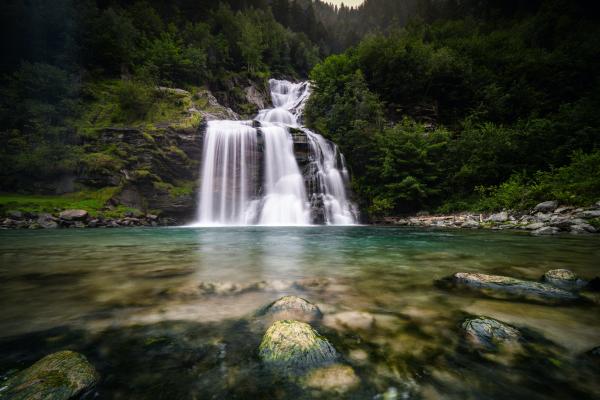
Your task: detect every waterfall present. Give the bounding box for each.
[193,79,357,226]
[197,121,258,225]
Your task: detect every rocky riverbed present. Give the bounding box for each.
[2,266,598,399]
[378,200,600,235]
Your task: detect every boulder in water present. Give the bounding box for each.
[462,317,521,351]
[259,320,338,374]
[259,295,322,322]
[542,269,587,291]
[0,350,99,400]
[441,272,580,303]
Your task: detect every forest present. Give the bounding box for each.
[0,0,598,218]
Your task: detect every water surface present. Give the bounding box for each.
[0,227,598,399]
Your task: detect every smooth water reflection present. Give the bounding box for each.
[0,227,599,399]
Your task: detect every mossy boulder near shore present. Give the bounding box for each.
[440,272,581,304]
[0,350,99,400]
[258,320,338,374]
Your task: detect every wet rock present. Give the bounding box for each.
[531,226,559,235]
[0,350,99,400]
[260,296,322,322]
[534,200,558,213]
[523,222,545,230]
[6,210,23,219]
[462,317,521,351]
[542,269,587,291]
[302,364,359,393]
[581,210,600,218]
[488,212,508,222]
[259,320,338,374]
[58,209,88,221]
[37,213,59,229]
[443,272,580,303]
[323,311,375,331]
[461,219,480,228]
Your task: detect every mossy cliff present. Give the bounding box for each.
[0,78,270,223]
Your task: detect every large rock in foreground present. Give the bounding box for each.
[1,350,99,400]
[259,320,338,374]
[462,317,522,351]
[442,272,580,304]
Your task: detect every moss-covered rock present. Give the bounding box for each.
[259,296,322,322]
[258,320,338,374]
[1,350,99,400]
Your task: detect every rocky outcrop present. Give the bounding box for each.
[0,350,99,400]
[1,211,172,229]
[258,320,339,374]
[440,272,581,304]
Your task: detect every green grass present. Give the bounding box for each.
[0,187,127,217]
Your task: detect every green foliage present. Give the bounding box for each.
[0,188,120,216]
[307,2,600,217]
[475,151,600,211]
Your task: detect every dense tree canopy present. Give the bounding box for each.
[306,0,600,216]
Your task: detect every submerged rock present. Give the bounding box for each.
[462,317,521,351]
[260,296,322,322]
[1,350,99,400]
[542,269,587,291]
[259,320,338,373]
[323,311,375,331]
[302,364,359,393]
[442,272,580,303]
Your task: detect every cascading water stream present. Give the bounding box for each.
[194,79,357,226]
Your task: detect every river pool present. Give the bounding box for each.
[0,227,598,399]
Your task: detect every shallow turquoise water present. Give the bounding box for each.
[0,227,599,399]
